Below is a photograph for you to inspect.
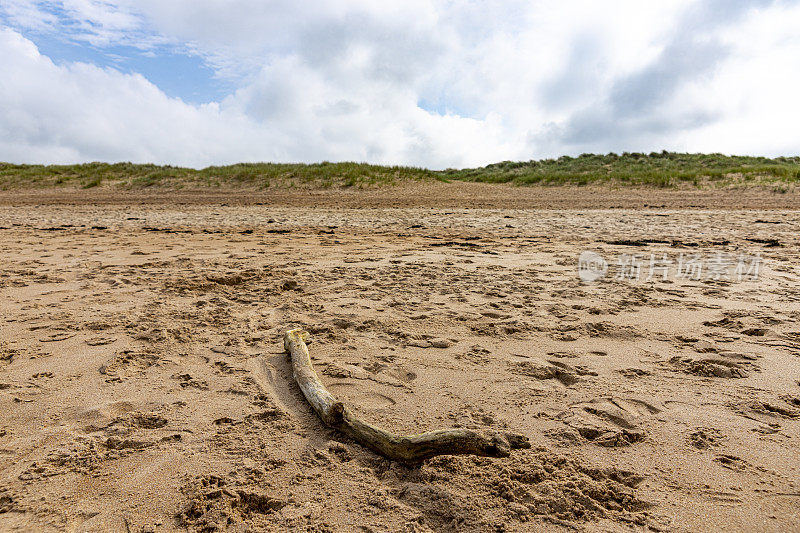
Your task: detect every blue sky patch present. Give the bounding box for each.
[13,29,230,104]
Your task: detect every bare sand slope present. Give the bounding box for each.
[1,188,800,531]
[1,181,800,209]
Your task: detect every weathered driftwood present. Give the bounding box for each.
[284,328,530,464]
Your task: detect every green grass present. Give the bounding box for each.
[441,152,800,188]
[1,152,799,190]
[0,161,438,190]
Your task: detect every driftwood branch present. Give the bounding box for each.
[284,328,530,464]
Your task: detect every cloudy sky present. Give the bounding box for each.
[1,1,799,169]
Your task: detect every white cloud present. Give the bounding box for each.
[1,1,800,168]
[0,28,255,166]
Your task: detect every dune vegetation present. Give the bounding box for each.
[1,152,799,190]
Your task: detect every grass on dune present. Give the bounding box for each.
[442,152,800,188]
[0,161,438,190]
[1,152,799,190]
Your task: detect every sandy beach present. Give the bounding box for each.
[1,184,799,532]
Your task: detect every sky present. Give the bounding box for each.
[1,1,799,169]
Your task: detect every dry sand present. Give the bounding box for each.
[1,183,799,532]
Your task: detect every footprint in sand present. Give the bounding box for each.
[327,382,397,409]
[361,362,418,386]
[0,490,17,513]
[670,355,752,379]
[578,397,662,428]
[247,356,301,420]
[559,397,662,447]
[456,345,491,364]
[714,454,749,472]
[39,332,76,342]
[510,358,582,386]
[72,400,139,431]
[213,360,247,375]
[0,347,15,365]
[735,399,800,421]
[618,367,652,378]
[85,336,116,346]
[781,395,800,409]
[171,373,209,390]
[99,351,160,379]
[380,366,417,384]
[127,413,169,429]
[689,427,724,449]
